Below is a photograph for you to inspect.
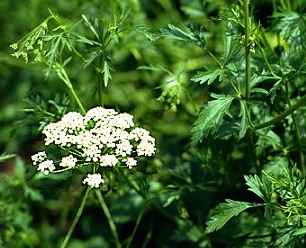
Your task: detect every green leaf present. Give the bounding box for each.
[192,95,234,144]
[99,61,112,87]
[161,24,197,42]
[239,100,248,138]
[256,130,282,156]
[192,69,222,85]
[250,75,280,88]
[82,15,99,39]
[251,88,269,95]
[206,200,256,233]
[244,174,272,202]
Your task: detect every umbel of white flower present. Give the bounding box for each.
[31,107,156,188]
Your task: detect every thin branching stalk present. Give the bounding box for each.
[254,94,306,130]
[285,81,305,174]
[95,190,121,248]
[97,57,103,105]
[244,0,250,99]
[207,50,223,69]
[97,72,103,105]
[55,64,86,114]
[126,206,145,248]
[243,0,258,171]
[61,187,90,248]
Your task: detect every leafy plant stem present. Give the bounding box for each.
[244,0,250,99]
[95,190,121,248]
[285,81,305,174]
[254,94,306,130]
[60,187,90,248]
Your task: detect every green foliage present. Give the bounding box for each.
[244,174,272,202]
[206,200,257,233]
[192,95,234,143]
[192,69,223,85]
[2,0,306,247]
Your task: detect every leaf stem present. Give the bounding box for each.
[95,190,121,248]
[61,187,90,248]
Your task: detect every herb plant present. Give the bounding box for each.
[1,0,306,247]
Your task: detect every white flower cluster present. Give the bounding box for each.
[31,107,156,187]
[83,173,104,188]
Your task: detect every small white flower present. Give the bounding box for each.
[61,112,84,130]
[99,155,118,167]
[137,138,156,156]
[116,140,133,156]
[129,128,150,141]
[37,160,55,175]
[126,157,137,169]
[110,113,134,129]
[83,173,104,188]
[31,151,47,165]
[60,155,77,168]
[85,107,117,123]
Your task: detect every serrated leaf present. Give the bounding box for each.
[244,174,272,202]
[192,96,234,144]
[192,69,222,85]
[161,24,197,42]
[250,75,280,88]
[206,200,256,233]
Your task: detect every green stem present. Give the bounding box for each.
[259,46,277,77]
[61,187,91,248]
[254,94,306,130]
[98,73,103,105]
[95,190,121,248]
[97,57,103,105]
[69,86,86,115]
[55,64,86,114]
[287,0,292,10]
[126,207,145,248]
[244,0,250,99]
[285,81,305,174]
[141,222,153,248]
[207,50,223,69]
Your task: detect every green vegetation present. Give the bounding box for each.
[1,0,306,247]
